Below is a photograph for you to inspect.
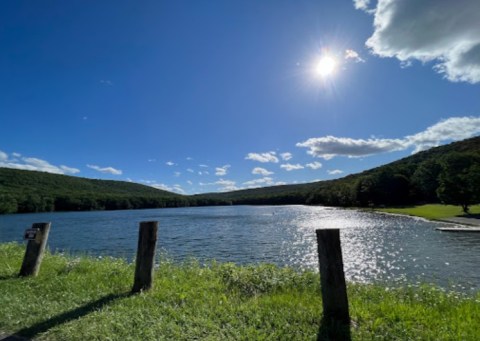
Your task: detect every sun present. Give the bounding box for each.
[315,55,337,77]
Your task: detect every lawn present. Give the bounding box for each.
[1,243,479,340]
[378,204,480,220]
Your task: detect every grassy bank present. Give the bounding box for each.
[1,243,479,340]
[378,204,480,220]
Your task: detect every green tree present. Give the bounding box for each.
[0,194,18,214]
[411,159,442,202]
[437,153,480,213]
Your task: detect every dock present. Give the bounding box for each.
[436,227,480,232]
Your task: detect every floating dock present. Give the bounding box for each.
[436,227,480,232]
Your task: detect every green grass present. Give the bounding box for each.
[378,204,480,220]
[1,243,479,340]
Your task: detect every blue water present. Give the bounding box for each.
[1,205,479,292]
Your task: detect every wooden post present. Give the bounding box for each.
[132,221,158,293]
[19,222,51,277]
[316,228,350,325]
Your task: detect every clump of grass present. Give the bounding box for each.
[219,263,317,296]
[1,243,479,340]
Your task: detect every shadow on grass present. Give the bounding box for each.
[0,274,18,281]
[9,293,131,339]
[459,213,480,219]
[317,317,351,341]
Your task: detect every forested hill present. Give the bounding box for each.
[1,136,480,214]
[0,168,187,213]
[194,136,480,209]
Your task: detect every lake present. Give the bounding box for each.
[1,205,479,293]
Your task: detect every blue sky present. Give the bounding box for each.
[1,0,480,194]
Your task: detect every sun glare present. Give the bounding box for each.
[315,55,337,77]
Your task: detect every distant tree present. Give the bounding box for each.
[411,159,442,202]
[437,153,480,213]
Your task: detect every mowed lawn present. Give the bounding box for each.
[379,204,480,220]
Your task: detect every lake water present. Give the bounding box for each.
[1,205,479,293]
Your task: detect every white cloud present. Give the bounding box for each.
[280,163,305,171]
[166,161,175,166]
[297,116,480,158]
[245,151,279,163]
[328,169,344,175]
[174,171,181,177]
[60,165,81,174]
[187,180,193,185]
[140,180,185,194]
[199,164,209,168]
[297,136,406,159]
[354,0,371,10]
[280,152,293,161]
[344,49,365,63]
[187,168,194,173]
[305,161,323,170]
[215,164,231,176]
[148,159,156,162]
[252,167,274,176]
[215,179,238,192]
[199,179,238,192]
[406,116,480,152]
[243,177,274,188]
[358,0,480,83]
[0,150,80,175]
[87,164,122,175]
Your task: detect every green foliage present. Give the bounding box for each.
[2,136,480,213]
[1,243,479,340]
[0,168,186,214]
[437,152,480,213]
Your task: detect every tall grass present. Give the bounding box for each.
[1,243,479,340]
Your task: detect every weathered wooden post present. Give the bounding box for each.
[19,222,51,277]
[316,228,350,326]
[132,221,158,293]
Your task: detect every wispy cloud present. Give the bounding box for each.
[344,49,365,63]
[215,164,231,176]
[243,177,274,188]
[87,164,122,175]
[280,163,304,171]
[297,116,480,159]
[305,161,323,170]
[280,152,293,161]
[166,161,176,166]
[245,151,279,163]
[0,150,80,175]
[328,169,344,175]
[139,180,185,194]
[252,167,274,176]
[356,0,480,83]
[199,179,238,192]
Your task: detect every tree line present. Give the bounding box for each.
[1,136,480,214]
